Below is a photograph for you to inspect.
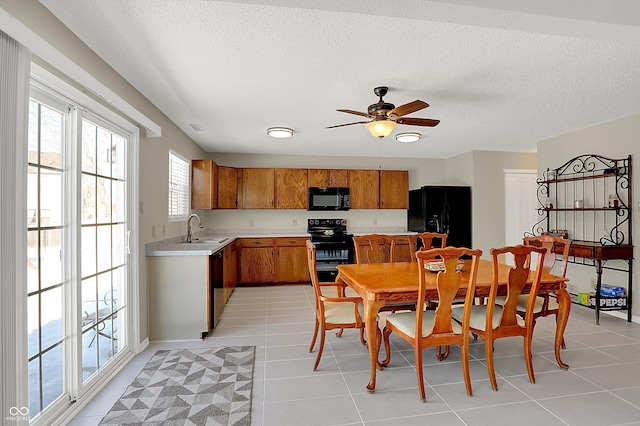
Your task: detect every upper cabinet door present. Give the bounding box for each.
[241,168,275,209]
[349,170,380,209]
[191,159,217,209]
[329,169,348,187]
[275,168,308,209]
[217,166,238,209]
[307,169,329,187]
[308,169,348,188]
[379,170,409,209]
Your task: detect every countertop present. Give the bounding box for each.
[145,228,415,256]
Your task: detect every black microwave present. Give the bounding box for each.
[308,187,350,211]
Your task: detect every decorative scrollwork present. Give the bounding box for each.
[538,154,631,246]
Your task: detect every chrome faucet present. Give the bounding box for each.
[186,213,204,243]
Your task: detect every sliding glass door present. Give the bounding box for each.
[27,87,133,423]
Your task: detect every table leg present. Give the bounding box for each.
[364,299,385,393]
[554,288,571,370]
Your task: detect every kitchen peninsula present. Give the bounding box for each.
[146,225,415,341]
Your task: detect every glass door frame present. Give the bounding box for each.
[25,67,140,426]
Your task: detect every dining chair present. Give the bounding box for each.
[496,235,571,348]
[354,234,414,310]
[353,234,394,264]
[380,247,482,402]
[306,240,370,370]
[391,232,448,262]
[454,245,546,391]
[417,232,448,251]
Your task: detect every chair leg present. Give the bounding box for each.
[380,326,393,367]
[554,314,566,349]
[436,345,450,361]
[359,326,367,346]
[415,346,426,402]
[313,325,327,371]
[524,331,536,384]
[485,338,498,391]
[309,317,319,352]
[461,341,472,396]
[335,328,344,337]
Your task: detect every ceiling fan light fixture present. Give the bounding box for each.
[267,127,293,138]
[395,132,421,143]
[365,120,396,138]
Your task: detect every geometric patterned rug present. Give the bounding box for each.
[99,346,255,425]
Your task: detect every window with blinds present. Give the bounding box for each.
[168,150,190,221]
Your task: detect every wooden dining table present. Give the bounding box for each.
[336,259,571,392]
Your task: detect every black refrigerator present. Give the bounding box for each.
[408,186,472,248]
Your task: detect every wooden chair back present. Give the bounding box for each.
[522,235,570,277]
[415,247,482,338]
[487,245,546,332]
[353,234,393,264]
[417,232,448,251]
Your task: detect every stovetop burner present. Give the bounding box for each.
[307,219,352,242]
[307,218,347,232]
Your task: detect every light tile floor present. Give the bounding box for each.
[69,285,640,426]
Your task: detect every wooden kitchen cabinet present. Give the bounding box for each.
[379,170,409,209]
[275,237,310,283]
[191,159,218,209]
[275,168,308,209]
[307,169,349,187]
[349,169,380,209]
[217,166,238,209]
[223,241,238,303]
[238,238,275,283]
[240,168,275,209]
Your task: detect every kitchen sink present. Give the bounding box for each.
[180,237,228,244]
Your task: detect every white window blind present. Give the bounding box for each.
[168,150,190,221]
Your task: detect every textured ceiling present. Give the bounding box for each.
[40,0,640,159]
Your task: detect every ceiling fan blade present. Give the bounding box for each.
[387,100,429,118]
[337,109,373,118]
[326,121,370,129]
[396,117,440,127]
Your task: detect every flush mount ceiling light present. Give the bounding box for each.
[395,132,421,143]
[267,127,293,138]
[365,120,396,138]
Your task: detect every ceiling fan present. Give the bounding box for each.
[327,86,440,138]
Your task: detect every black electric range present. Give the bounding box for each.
[307,219,354,281]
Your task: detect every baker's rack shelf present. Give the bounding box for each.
[530,154,633,324]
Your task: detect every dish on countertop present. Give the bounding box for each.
[424,259,464,272]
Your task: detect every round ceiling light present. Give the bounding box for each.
[267,127,293,138]
[395,132,421,143]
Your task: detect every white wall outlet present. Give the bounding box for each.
[140,201,144,214]
[293,219,297,227]
[249,219,255,228]
[162,224,166,236]
[373,218,378,226]
[151,225,156,238]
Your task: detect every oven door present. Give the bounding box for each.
[311,239,353,281]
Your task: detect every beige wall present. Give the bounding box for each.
[537,113,640,319]
[470,151,537,256]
